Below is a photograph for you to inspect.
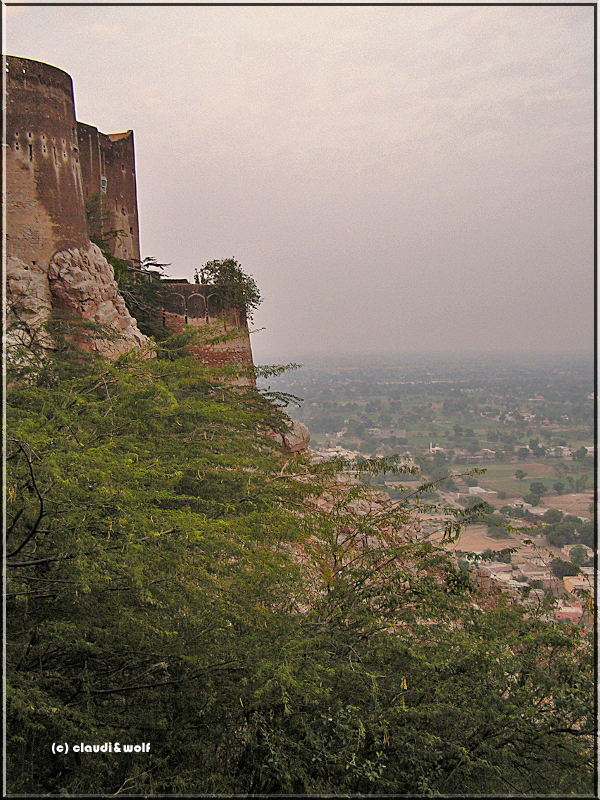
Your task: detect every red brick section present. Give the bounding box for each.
[162,284,255,385]
[5,55,89,266]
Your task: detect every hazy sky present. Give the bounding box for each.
[4,4,595,363]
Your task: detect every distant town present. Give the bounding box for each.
[261,354,595,628]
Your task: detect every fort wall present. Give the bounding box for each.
[5,55,254,374]
[5,55,146,358]
[5,56,89,267]
[161,282,255,384]
[5,56,141,268]
[77,124,141,265]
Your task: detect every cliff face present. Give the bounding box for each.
[5,55,147,359]
[6,55,256,375]
[7,245,149,358]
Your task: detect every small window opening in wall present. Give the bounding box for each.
[63,151,67,158]
[121,207,126,215]
[28,132,32,138]
[14,141,19,150]
[43,145,47,154]
[42,134,46,140]
[130,226,134,234]
[121,164,125,171]
[28,144,33,161]
[53,146,58,164]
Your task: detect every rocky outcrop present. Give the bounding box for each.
[6,256,53,331]
[266,419,311,454]
[6,243,148,360]
[48,245,147,357]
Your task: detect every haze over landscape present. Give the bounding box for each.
[5,4,594,362]
[5,6,597,794]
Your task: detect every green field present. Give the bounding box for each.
[473,461,593,498]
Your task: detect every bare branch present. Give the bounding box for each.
[6,443,47,558]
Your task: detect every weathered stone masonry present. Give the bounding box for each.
[5,55,145,358]
[77,123,141,266]
[160,281,255,383]
[5,55,254,378]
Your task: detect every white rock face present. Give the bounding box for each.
[6,256,53,330]
[267,419,311,453]
[12,242,148,359]
[48,245,148,357]
[5,255,56,358]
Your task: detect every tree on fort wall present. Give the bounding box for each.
[195,258,262,321]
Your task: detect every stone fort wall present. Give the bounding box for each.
[77,123,140,265]
[5,55,254,375]
[5,56,90,267]
[160,282,255,382]
[5,55,146,358]
[5,55,141,268]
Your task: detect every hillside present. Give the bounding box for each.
[5,325,595,795]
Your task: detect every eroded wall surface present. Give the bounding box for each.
[161,283,255,385]
[5,56,89,267]
[77,124,141,265]
[5,55,146,359]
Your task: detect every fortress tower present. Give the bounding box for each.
[5,55,146,358]
[5,55,254,375]
[77,124,141,265]
[5,56,89,268]
[5,55,141,269]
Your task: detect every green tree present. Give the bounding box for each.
[196,258,262,320]
[573,446,589,462]
[569,545,589,566]
[550,559,579,579]
[118,256,174,341]
[515,469,527,481]
[529,480,547,496]
[528,438,545,457]
[543,508,563,524]
[5,326,595,796]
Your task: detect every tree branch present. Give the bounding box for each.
[6,443,47,558]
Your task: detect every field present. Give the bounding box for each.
[264,356,595,525]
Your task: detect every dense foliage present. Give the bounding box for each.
[195,258,262,320]
[5,326,596,795]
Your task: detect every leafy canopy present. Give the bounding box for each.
[5,327,595,796]
[195,258,262,320]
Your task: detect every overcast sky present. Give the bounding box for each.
[5,4,595,363]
